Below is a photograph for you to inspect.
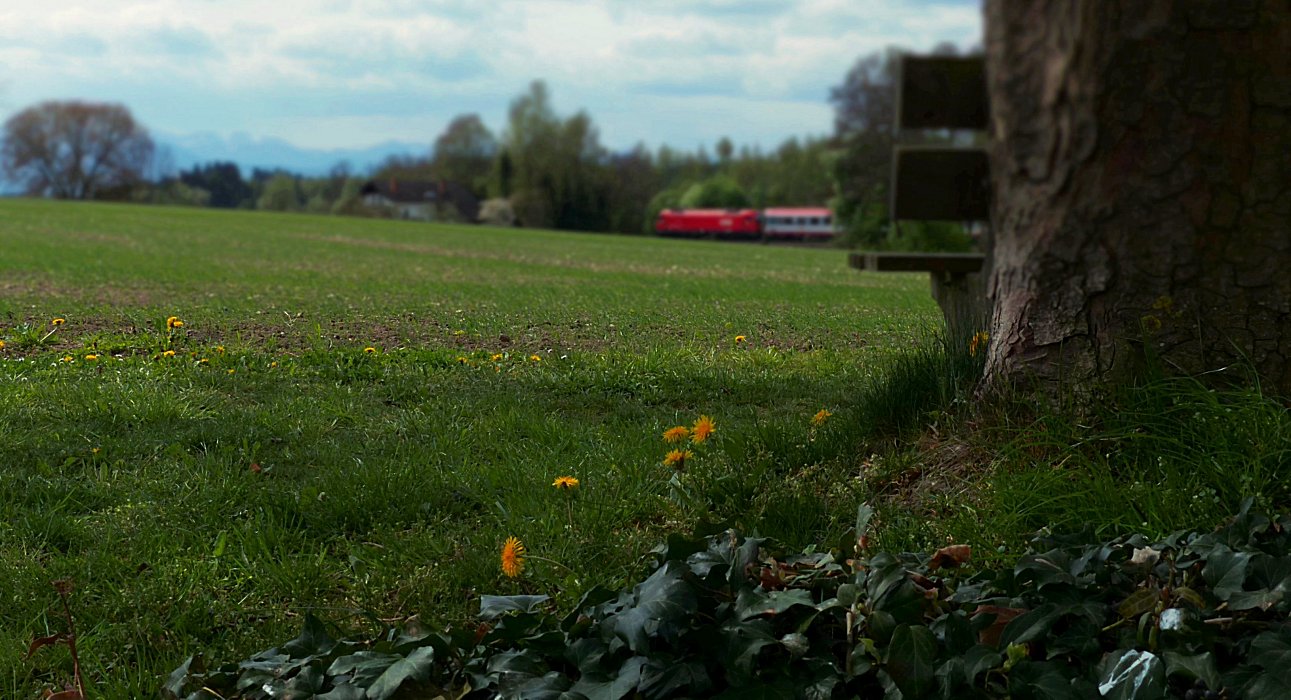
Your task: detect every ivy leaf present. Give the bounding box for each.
[562,586,618,630]
[325,651,401,687]
[1045,616,1102,658]
[1202,546,1251,601]
[283,663,325,695]
[866,554,925,624]
[364,646,436,700]
[717,620,777,684]
[934,611,976,655]
[884,624,936,699]
[1163,651,1220,691]
[1008,660,1083,700]
[935,656,968,697]
[936,647,1000,698]
[565,637,608,674]
[963,645,1003,681]
[507,671,577,700]
[479,594,552,620]
[612,562,697,653]
[1241,628,1291,698]
[487,649,547,678]
[283,613,336,659]
[735,588,815,621]
[652,532,709,563]
[799,661,841,700]
[1249,554,1291,589]
[1249,631,1291,670]
[568,656,645,700]
[712,679,800,699]
[638,658,710,699]
[730,535,764,587]
[1227,587,1283,611]
[315,684,366,700]
[868,610,898,646]
[162,655,202,699]
[1014,552,1076,590]
[1244,671,1291,700]
[999,604,1062,647]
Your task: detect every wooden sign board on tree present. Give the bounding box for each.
[891,147,991,221]
[897,56,990,130]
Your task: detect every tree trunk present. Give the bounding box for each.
[982,0,1291,396]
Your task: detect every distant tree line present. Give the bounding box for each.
[0,45,976,251]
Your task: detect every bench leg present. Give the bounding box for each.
[929,271,988,342]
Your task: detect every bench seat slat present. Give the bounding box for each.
[848,252,985,274]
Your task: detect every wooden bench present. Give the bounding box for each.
[848,252,986,338]
[848,54,992,338]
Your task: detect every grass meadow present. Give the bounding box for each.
[0,199,943,696]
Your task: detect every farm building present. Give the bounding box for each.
[360,179,480,223]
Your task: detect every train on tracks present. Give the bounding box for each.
[655,207,836,242]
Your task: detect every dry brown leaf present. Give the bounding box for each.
[973,605,1025,647]
[929,544,972,570]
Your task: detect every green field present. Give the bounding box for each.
[0,199,941,697]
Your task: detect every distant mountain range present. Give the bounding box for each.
[158,132,426,178]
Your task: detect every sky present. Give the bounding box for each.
[0,0,982,165]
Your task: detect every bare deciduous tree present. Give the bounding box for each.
[1,100,154,199]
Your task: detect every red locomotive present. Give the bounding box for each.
[654,208,762,239]
[655,207,835,242]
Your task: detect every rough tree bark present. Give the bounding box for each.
[982,0,1291,396]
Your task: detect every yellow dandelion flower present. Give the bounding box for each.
[457,356,469,364]
[364,346,376,353]
[812,409,832,426]
[664,449,694,469]
[227,369,236,374]
[663,426,690,443]
[162,350,176,358]
[60,355,74,363]
[453,329,466,336]
[0,340,6,349]
[166,316,183,329]
[85,354,98,361]
[491,353,504,361]
[501,536,526,578]
[92,447,100,454]
[52,318,66,326]
[691,415,715,444]
[197,358,208,365]
[553,475,580,490]
[1141,315,1163,334]
[270,361,279,368]
[529,354,542,362]
[734,335,746,343]
[216,346,225,354]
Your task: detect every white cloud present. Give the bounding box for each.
[0,0,981,150]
